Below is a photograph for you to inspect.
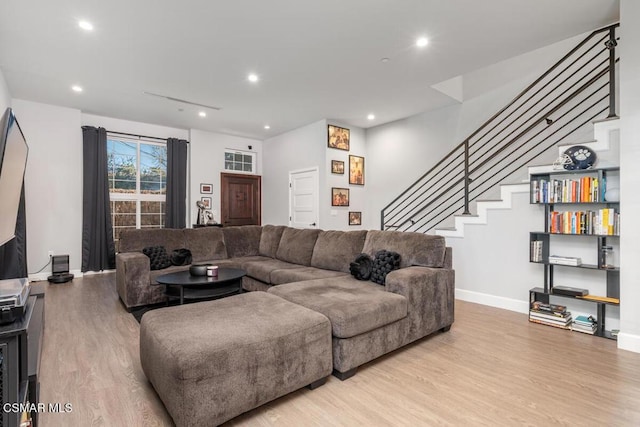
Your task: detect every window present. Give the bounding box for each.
[107,136,167,243]
[224,149,256,173]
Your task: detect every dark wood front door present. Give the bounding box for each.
[220,173,261,226]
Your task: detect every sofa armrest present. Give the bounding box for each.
[385,266,455,338]
[116,252,151,310]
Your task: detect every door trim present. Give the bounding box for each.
[289,167,319,228]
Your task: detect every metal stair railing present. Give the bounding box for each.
[381,23,619,233]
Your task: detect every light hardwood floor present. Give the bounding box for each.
[37,273,640,426]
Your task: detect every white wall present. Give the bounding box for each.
[189,129,262,225]
[619,1,640,352]
[12,100,83,275]
[263,120,326,226]
[262,119,366,230]
[0,68,10,112]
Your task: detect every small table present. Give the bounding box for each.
[155,268,246,305]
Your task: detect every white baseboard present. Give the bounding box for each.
[617,332,640,354]
[456,289,529,314]
[28,269,84,282]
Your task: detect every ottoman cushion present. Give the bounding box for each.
[140,292,332,427]
[269,277,408,339]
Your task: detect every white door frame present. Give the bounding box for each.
[289,167,320,228]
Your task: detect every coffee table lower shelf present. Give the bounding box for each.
[155,268,246,305]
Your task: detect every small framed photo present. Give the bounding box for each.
[349,211,362,226]
[349,155,364,185]
[331,160,345,174]
[200,197,212,209]
[200,183,213,194]
[328,125,350,151]
[331,187,349,206]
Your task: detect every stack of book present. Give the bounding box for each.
[529,301,572,329]
[530,240,543,262]
[548,209,619,235]
[531,176,604,204]
[571,315,597,335]
[548,255,581,266]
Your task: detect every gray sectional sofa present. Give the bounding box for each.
[117,225,454,378]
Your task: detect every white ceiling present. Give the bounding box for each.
[0,0,619,140]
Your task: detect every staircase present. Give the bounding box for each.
[436,117,619,238]
[381,24,619,234]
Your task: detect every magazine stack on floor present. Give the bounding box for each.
[529,301,572,329]
[571,315,597,335]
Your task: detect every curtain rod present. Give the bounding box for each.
[106,130,189,143]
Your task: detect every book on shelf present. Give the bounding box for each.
[529,313,572,326]
[530,240,543,262]
[573,314,597,326]
[548,209,619,235]
[532,176,604,204]
[531,301,567,313]
[528,317,571,330]
[548,255,581,266]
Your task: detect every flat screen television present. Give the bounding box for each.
[0,108,29,246]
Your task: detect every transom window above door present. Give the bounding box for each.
[224,149,256,174]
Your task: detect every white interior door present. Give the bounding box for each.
[289,168,319,228]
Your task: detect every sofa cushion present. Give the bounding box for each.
[268,277,408,339]
[259,225,286,258]
[119,229,186,254]
[310,230,367,273]
[362,230,446,268]
[276,228,321,266]
[142,246,172,270]
[183,227,227,262]
[223,226,262,258]
[242,259,304,284]
[270,267,348,285]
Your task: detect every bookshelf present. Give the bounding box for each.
[528,167,619,340]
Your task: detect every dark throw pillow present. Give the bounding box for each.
[170,248,193,266]
[370,250,401,285]
[350,253,373,280]
[142,246,172,270]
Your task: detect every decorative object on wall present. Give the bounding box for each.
[349,155,364,185]
[331,187,349,206]
[200,197,212,209]
[331,160,345,174]
[328,125,350,151]
[349,211,362,225]
[200,183,213,194]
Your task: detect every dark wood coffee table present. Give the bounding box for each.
[155,268,246,305]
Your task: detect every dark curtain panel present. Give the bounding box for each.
[0,185,28,279]
[81,126,115,272]
[165,138,188,229]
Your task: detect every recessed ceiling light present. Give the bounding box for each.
[248,74,259,83]
[198,111,207,117]
[71,85,83,93]
[367,114,375,120]
[78,20,94,31]
[380,57,390,63]
[264,125,271,130]
[416,37,429,47]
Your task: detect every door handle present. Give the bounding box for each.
[310,222,317,226]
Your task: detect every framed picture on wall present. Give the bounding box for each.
[200,197,212,209]
[349,211,362,226]
[327,125,350,151]
[331,187,349,206]
[331,160,345,174]
[349,155,364,185]
[200,183,213,194]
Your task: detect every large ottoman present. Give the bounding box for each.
[140,292,332,427]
